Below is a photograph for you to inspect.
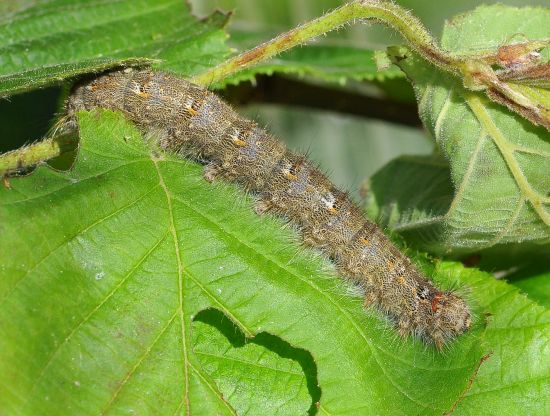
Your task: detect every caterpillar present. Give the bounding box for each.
[67,68,471,350]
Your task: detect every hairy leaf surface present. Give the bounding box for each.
[367,5,550,261]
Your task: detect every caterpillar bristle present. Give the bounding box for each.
[67,68,472,350]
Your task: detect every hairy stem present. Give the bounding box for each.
[0,131,76,177]
[192,0,458,86]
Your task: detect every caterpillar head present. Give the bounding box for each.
[430,292,472,350]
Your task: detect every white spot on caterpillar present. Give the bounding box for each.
[320,192,336,212]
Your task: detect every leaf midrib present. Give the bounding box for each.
[465,94,550,226]
[395,85,550,244]
[153,157,190,415]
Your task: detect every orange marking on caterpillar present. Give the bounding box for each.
[232,137,247,147]
[432,293,444,313]
[284,162,299,181]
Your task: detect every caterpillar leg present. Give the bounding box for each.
[254,198,272,216]
[203,163,226,183]
[363,290,378,308]
[398,317,413,338]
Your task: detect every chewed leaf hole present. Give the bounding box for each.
[192,308,321,416]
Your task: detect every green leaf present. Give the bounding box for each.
[0,58,156,99]
[443,5,550,132]
[368,5,550,261]
[0,0,231,97]
[440,5,550,57]
[1,110,548,415]
[442,261,550,416]
[0,110,476,415]
[1,1,548,414]
[507,265,550,308]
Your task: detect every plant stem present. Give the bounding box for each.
[0,131,76,177]
[192,0,459,86]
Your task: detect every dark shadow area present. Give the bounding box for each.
[221,74,422,128]
[1,74,420,158]
[194,308,322,416]
[194,308,247,347]
[474,243,550,275]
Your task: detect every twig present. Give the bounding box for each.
[191,0,458,86]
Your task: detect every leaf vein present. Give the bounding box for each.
[25,229,170,398]
[0,180,159,306]
[465,94,550,225]
[194,351,304,376]
[100,310,180,415]
[1,159,150,206]
[188,362,238,416]
[184,270,255,337]
[166,175,435,410]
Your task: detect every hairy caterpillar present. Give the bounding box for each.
[67,68,471,349]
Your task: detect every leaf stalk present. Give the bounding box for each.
[192,0,459,86]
